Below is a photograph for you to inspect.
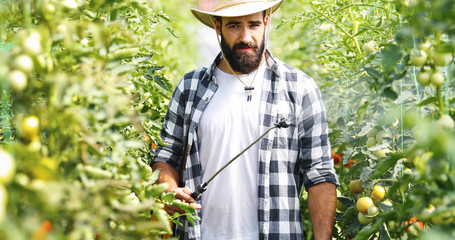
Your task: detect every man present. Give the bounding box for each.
[151,0,339,239]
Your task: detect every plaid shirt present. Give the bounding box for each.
[152,51,339,240]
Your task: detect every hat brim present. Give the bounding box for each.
[191,0,283,29]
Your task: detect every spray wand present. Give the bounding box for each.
[190,118,290,200]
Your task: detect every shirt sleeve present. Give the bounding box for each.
[298,79,339,190]
[152,78,187,171]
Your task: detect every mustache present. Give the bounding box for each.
[232,41,258,50]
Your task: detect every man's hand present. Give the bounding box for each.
[308,182,337,240]
[152,162,202,215]
[166,186,202,215]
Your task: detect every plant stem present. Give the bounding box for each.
[436,86,445,115]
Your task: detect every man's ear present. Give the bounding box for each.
[213,17,222,35]
[264,15,270,27]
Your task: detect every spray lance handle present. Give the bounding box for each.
[189,118,290,201]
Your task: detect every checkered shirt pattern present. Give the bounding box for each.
[152,51,339,240]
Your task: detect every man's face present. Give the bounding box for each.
[216,12,268,74]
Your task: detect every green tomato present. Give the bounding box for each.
[7,70,28,92]
[358,212,374,225]
[373,148,390,158]
[23,31,43,56]
[436,114,454,129]
[430,72,444,87]
[431,50,453,66]
[363,41,376,54]
[366,137,377,149]
[0,184,7,206]
[336,200,347,212]
[410,50,427,67]
[367,205,380,217]
[0,150,15,184]
[13,54,34,73]
[417,71,431,86]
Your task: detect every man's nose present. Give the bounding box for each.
[239,27,253,43]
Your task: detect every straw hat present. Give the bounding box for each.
[191,0,283,29]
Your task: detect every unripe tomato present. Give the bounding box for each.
[410,50,427,67]
[336,200,347,212]
[21,116,40,140]
[372,186,386,200]
[349,179,364,194]
[373,148,390,158]
[0,150,15,184]
[0,184,7,208]
[375,130,388,143]
[431,49,453,66]
[430,72,444,86]
[358,212,373,225]
[417,71,431,86]
[366,137,377,149]
[366,128,379,138]
[367,205,380,217]
[13,54,34,73]
[436,114,454,129]
[23,31,43,56]
[357,197,374,214]
[63,0,78,9]
[363,41,376,54]
[7,70,28,92]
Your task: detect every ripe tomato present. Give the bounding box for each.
[344,159,356,167]
[372,186,386,200]
[7,70,28,92]
[349,179,364,194]
[331,151,341,165]
[410,50,427,67]
[0,150,16,184]
[358,212,373,225]
[356,197,374,214]
[430,72,444,86]
[417,71,431,86]
[21,116,40,140]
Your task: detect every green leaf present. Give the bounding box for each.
[364,67,382,80]
[149,168,161,184]
[161,192,176,204]
[371,153,405,179]
[417,97,438,107]
[145,183,169,198]
[382,87,398,100]
[153,75,170,91]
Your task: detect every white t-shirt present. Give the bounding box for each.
[197,63,266,240]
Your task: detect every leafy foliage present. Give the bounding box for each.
[276,0,455,239]
[0,0,199,238]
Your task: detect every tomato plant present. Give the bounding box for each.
[276,0,455,239]
[0,0,199,238]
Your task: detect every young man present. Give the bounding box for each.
[151,0,339,239]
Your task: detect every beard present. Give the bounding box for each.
[220,33,265,74]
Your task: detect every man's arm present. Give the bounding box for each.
[152,162,201,215]
[307,182,337,240]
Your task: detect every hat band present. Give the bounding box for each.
[215,0,267,11]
